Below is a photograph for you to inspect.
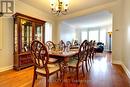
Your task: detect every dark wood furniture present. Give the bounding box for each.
[85,40,96,72]
[45,41,59,63]
[66,41,72,47]
[31,40,61,87]
[84,40,91,72]
[46,41,56,51]
[59,40,66,51]
[67,40,88,84]
[48,48,79,86]
[13,13,45,70]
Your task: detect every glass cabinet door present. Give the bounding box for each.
[14,23,18,53]
[21,19,32,52]
[34,24,43,42]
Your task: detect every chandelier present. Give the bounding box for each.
[49,0,69,15]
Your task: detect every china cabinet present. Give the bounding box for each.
[13,13,45,70]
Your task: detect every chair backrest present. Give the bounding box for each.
[89,40,96,53]
[59,40,66,51]
[89,40,93,52]
[85,40,91,55]
[46,41,56,51]
[77,40,89,66]
[31,40,49,69]
[66,41,72,47]
[74,40,79,46]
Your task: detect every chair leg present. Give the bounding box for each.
[82,63,85,77]
[85,60,89,72]
[46,76,49,87]
[88,58,91,69]
[69,67,71,72]
[76,68,79,84]
[92,53,95,62]
[35,73,38,79]
[32,71,37,87]
[62,69,65,87]
[90,55,93,66]
[60,70,63,81]
[56,72,58,78]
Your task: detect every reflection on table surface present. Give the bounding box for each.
[48,50,78,57]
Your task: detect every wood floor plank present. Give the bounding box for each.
[0,53,130,87]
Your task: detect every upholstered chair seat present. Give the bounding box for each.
[36,63,60,74]
[68,58,82,67]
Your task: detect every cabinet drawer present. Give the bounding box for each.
[19,55,32,66]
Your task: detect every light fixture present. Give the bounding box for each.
[49,0,69,15]
[0,12,4,17]
[108,32,112,37]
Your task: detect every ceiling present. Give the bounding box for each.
[19,0,115,15]
[63,11,112,28]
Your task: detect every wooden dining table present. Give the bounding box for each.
[49,50,78,59]
[48,50,79,62]
[48,49,79,70]
[48,49,79,73]
[48,50,79,87]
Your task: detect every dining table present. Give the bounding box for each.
[48,49,79,86]
[48,49,79,62]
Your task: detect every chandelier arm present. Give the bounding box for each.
[61,10,68,15]
[49,0,69,16]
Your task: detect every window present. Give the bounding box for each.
[89,30,98,42]
[100,29,106,45]
[45,22,52,42]
[81,31,87,42]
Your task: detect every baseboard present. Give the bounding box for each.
[121,63,130,78]
[112,60,130,79]
[0,65,13,72]
[112,60,122,65]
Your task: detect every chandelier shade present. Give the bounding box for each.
[49,0,69,15]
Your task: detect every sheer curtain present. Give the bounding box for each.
[81,31,87,42]
[89,30,99,42]
[100,29,106,45]
[45,22,52,42]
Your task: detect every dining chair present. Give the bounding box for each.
[31,40,62,87]
[66,41,72,47]
[67,40,87,84]
[91,40,96,61]
[84,40,91,72]
[46,41,56,51]
[87,40,95,69]
[45,41,59,63]
[89,41,93,63]
[59,40,66,51]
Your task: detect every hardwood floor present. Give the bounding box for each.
[0,52,130,87]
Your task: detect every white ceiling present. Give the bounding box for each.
[19,0,115,15]
[19,0,113,28]
[63,11,112,28]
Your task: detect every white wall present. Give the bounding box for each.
[0,0,56,72]
[60,22,76,43]
[122,0,130,72]
[0,18,13,72]
[0,18,2,49]
[110,0,123,63]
